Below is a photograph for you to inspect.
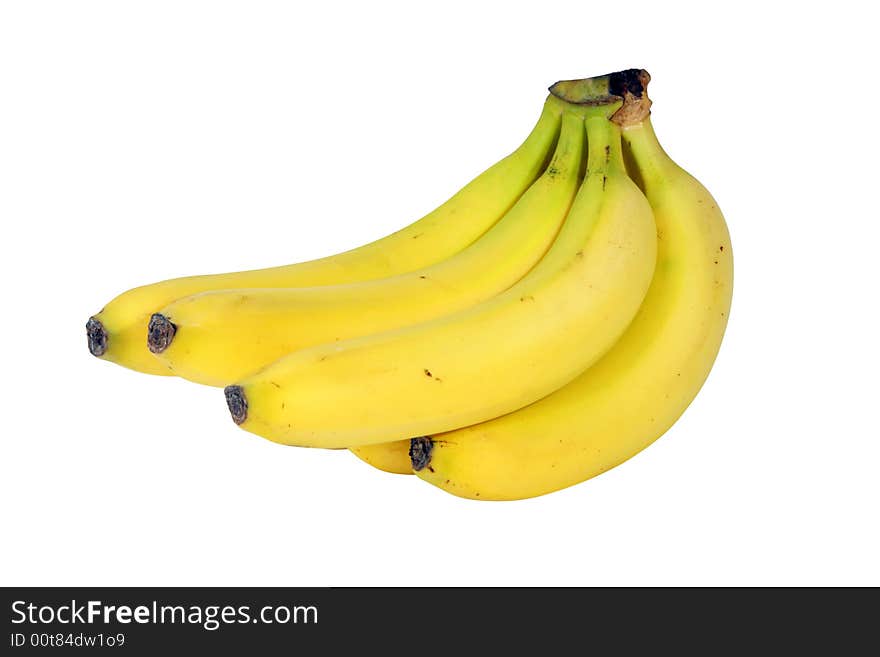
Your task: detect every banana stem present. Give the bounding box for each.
[550,69,652,128]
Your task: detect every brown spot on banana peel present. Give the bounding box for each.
[423,368,442,382]
[86,317,108,357]
[147,313,177,354]
[224,385,248,425]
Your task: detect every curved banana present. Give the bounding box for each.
[413,109,734,499]
[351,440,413,475]
[225,103,657,448]
[146,108,588,386]
[86,97,565,375]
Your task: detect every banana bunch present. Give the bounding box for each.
[87,69,732,501]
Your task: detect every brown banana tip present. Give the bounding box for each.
[224,385,248,425]
[410,437,433,471]
[86,317,108,357]
[147,313,176,354]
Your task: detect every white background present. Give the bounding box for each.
[1,1,877,586]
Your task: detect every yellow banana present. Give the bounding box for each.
[225,102,657,448]
[146,108,588,386]
[351,440,413,475]
[86,97,564,375]
[413,88,734,499]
